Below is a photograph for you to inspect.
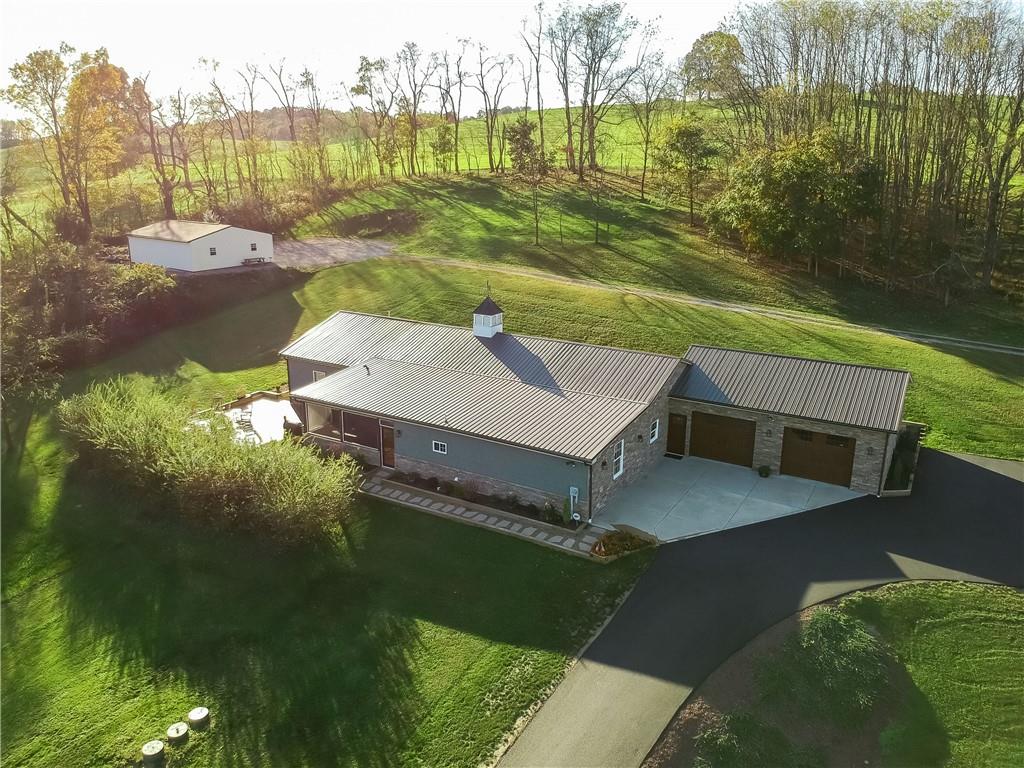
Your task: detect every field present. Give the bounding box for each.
[3,251,1022,765]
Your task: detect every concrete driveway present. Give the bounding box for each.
[273,237,395,270]
[593,457,861,541]
[500,450,1024,768]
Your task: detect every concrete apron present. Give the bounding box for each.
[591,456,863,543]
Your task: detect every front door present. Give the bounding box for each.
[380,424,396,468]
[666,413,687,456]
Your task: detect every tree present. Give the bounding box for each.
[431,121,455,173]
[470,45,513,173]
[546,3,579,171]
[435,42,468,172]
[625,50,671,201]
[128,76,178,219]
[682,30,743,100]
[396,42,437,177]
[521,2,546,154]
[656,113,719,225]
[348,56,400,178]
[505,116,552,245]
[706,131,881,274]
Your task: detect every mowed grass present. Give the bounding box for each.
[842,582,1024,767]
[295,176,1024,347]
[3,257,1021,766]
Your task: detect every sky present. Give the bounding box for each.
[0,0,733,118]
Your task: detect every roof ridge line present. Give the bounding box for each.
[322,310,684,362]
[354,355,653,406]
[686,344,911,376]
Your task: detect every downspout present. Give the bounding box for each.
[587,462,594,524]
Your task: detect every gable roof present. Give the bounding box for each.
[128,220,230,243]
[284,311,682,460]
[671,345,910,432]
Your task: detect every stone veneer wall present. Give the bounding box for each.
[667,398,894,495]
[589,362,686,516]
[393,456,568,513]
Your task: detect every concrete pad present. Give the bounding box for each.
[724,497,801,529]
[746,475,816,506]
[808,483,862,507]
[655,504,733,540]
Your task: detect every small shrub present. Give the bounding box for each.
[694,711,823,768]
[51,206,91,244]
[592,530,652,557]
[756,606,891,724]
[57,378,361,541]
[758,464,771,477]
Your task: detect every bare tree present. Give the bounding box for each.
[470,44,513,173]
[625,49,670,200]
[348,56,400,178]
[260,60,299,142]
[396,42,438,177]
[521,2,546,154]
[546,3,579,171]
[435,42,468,173]
[128,75,178,218]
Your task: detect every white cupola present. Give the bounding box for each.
[472,296,504,338]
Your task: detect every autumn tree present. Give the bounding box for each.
[625,50,671,200]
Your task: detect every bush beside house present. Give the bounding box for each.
[58,378,361,541]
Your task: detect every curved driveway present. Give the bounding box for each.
[500,450,1024,768]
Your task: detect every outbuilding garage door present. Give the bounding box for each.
[689,411,756,467]
[780,427,855,487]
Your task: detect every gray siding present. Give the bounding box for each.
[287,358,343,391]
[394,421,589,501]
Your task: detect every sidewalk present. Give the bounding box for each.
[361,477,600,559]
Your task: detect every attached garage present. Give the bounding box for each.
[780,427,856,487]
[688,411,756,467]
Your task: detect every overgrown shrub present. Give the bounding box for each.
[58,378,361,541]
[51,206,91,244]
[694,711,823,768]
[211,191,314,235]
[592,530,652,558]
[756,606,891,724]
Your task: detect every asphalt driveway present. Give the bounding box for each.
[500,449,1024,768]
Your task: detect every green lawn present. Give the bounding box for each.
[295,177,1024,347]
[843,582,1024,767]
[3,257,1022,766]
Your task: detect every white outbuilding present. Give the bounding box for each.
[127,220,274,272]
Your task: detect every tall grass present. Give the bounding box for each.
[57,378,360,541]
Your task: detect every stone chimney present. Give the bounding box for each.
[472,296,504,338]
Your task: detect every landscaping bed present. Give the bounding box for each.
[643,581,1024,768]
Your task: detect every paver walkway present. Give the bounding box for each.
[500,449,1024,767]
[361,478,599,558]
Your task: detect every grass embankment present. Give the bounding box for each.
[296,176,1024,347]
[3,258,1021,766]
[681,582,1024,768]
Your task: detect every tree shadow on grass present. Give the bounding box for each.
[39,467,622,766]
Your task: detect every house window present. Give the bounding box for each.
[250,242,258,251]
[312,370,327,382]
[649,419,660,443]
[432,440,448,455]
[209,246,217,256]
[826,434,850,448]
[612,439,625,479]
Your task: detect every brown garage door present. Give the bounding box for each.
[780,427,855,487]
[689,411,756,467]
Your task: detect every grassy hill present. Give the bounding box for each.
[296,176,1024,347]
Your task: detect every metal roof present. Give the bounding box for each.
[291,358,655,461]
[672,345,910,432]
[282,311,680,402]
[128,220,230,242]
[283,311,682,460]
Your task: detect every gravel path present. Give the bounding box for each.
[273,237,395,270]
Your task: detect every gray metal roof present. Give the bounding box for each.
[672,345,910,432]
[128,220,230,242]
[282,311,680,402]
[283,311,682,460]
[292,358,655,461]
